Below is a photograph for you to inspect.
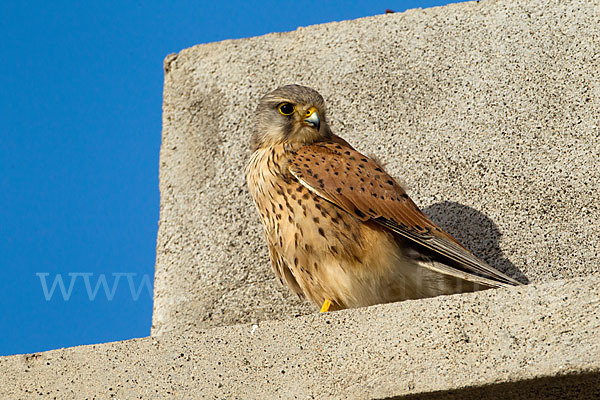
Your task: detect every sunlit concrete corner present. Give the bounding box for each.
[2,0,600,398]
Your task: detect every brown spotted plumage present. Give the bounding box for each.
[246,85,521,311]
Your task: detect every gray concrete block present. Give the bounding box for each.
[2,276,599,399]
[153,0,600,335]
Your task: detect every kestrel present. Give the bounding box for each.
[245,85,521,312]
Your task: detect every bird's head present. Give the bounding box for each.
[252,85,331,151]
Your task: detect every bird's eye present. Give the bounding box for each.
[278,103,295,116]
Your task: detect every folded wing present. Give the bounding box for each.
[288,138,520,287]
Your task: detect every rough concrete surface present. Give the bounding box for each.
[153,0,600,335]
[2,276,599,399]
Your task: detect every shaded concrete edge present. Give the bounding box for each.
[393,371,600,400]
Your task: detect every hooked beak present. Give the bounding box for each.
[303,107,320,131]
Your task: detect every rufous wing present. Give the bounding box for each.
[288,138,520,287]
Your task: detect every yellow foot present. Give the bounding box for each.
[320,299,332,313]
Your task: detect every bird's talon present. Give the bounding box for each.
[320,299,332,313]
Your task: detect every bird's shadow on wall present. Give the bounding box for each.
[423,201,529,284]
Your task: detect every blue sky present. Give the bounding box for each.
[0,0,461,356]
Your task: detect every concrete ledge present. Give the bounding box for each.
[2,276,599,399]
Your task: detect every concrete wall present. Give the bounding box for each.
[153,0,600,335]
